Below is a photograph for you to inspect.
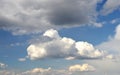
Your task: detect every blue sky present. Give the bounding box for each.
[0,0,120,75]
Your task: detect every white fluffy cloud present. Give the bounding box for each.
[27,29,105,60]
[101,0,120,15]
[0,0,101,35]
[0,62,7,69]
[75,42,104,58]
[69,64,95,72]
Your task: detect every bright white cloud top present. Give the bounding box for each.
[69,64,95,72]
[27,29,105,60]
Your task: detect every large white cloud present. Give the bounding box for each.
[0,0,101,35]
[27,29,105,60]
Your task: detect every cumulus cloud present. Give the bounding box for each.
[101,0,120,15]
[27,29,105,60]
[0,0,101,35]
[0,62,7,69]
[69,64,95,72]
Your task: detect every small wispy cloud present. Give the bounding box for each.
[0,62,7,69]
[101,0,120,15]
[18,58,26,62]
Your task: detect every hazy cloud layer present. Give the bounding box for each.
[96,25,120,62]
[0,64,95,75]
[1,61,120,75]
[97,24,120,54]
[0,0,101,35]
[27,29,105,60]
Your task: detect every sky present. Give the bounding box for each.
[0,0,120,75]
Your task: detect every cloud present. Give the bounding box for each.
[69,64,95,72]
[114,25,120,40]
[97,24,120,54]
[0,70,15,75]
[0,62,120,75]
[96,24,120,65]
[0,68,69,75]
[110,18,120,24]
[0,62,7,69]
[14,64,95,75]
[20,64,95,75]
[105,54,114,59]
[0,0,101,35]
[84,59,120,75]
[27,29,105,60]
[75,42,104,59]
[18,58,26,62]
[19,67,53,75]
[101,0,120,15]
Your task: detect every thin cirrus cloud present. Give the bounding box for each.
[0,0,101,35]
[101,0,120,15]
[27,29,105,60]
